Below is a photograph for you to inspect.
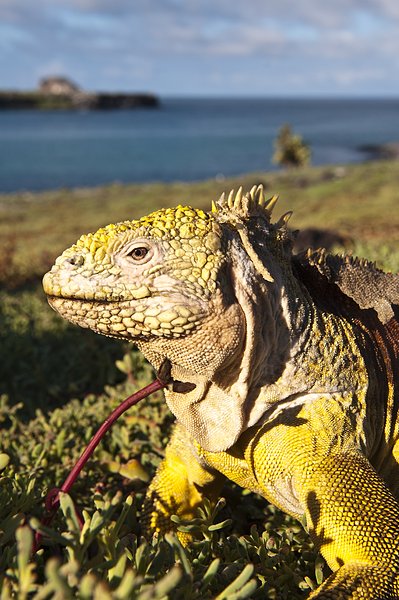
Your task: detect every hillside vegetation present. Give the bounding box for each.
[1,159,399,598]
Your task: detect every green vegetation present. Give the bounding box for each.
[0,92,77,110]
[272,124,311,169]
[2,159,399,597]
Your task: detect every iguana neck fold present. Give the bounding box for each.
[135,236,285,451]
[138,229,367,452]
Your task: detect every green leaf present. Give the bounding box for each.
[16,525,36,596]
[215,564,255,600]
[208,518,233,532]
[199,558,220,591]
[108,553,127,587]
[59,492,81,533]
[136,565,183,600]
[164,533,192,579]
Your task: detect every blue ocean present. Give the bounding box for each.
[1,98,399,193]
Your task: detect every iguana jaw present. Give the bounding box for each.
[44,290,207,341]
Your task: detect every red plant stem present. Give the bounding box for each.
[33,365,170,553]
[59,378,166,499]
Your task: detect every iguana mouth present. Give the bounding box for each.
[47,295,112,305]
[46,292,206,340]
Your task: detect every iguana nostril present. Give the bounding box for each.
[65,255,84,267]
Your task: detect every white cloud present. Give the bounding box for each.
[0,0,398,94]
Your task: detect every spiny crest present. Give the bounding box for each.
[299,248,399,324]
[212,184,292,232]
[305,248,378,272]
[213,185,294,284]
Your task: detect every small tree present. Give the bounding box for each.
[273,123,311,169]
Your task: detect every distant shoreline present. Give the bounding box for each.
[0,90,159,110]
[0,159,395,200]
[357,142,399,161]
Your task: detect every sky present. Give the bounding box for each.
[1,0,399,97]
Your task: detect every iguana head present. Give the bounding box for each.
[43,205,223,339]
[43,186,294,451]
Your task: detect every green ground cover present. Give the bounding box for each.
[1,159,399,598]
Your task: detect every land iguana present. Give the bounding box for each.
[42,186,399,598]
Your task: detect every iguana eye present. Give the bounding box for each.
[124,242,154,265]
[129,247,148,260]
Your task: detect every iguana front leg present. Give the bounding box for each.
[304,452,399,599]
[142,423,225,542]
[249,403,399,599]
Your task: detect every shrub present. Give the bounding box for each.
[273,124,311,169]
[0,386,322,598]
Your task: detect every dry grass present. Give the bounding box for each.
[2,159,399,287]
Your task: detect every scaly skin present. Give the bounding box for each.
[43,186,399,598]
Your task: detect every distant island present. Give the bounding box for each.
[0,77,159,110]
